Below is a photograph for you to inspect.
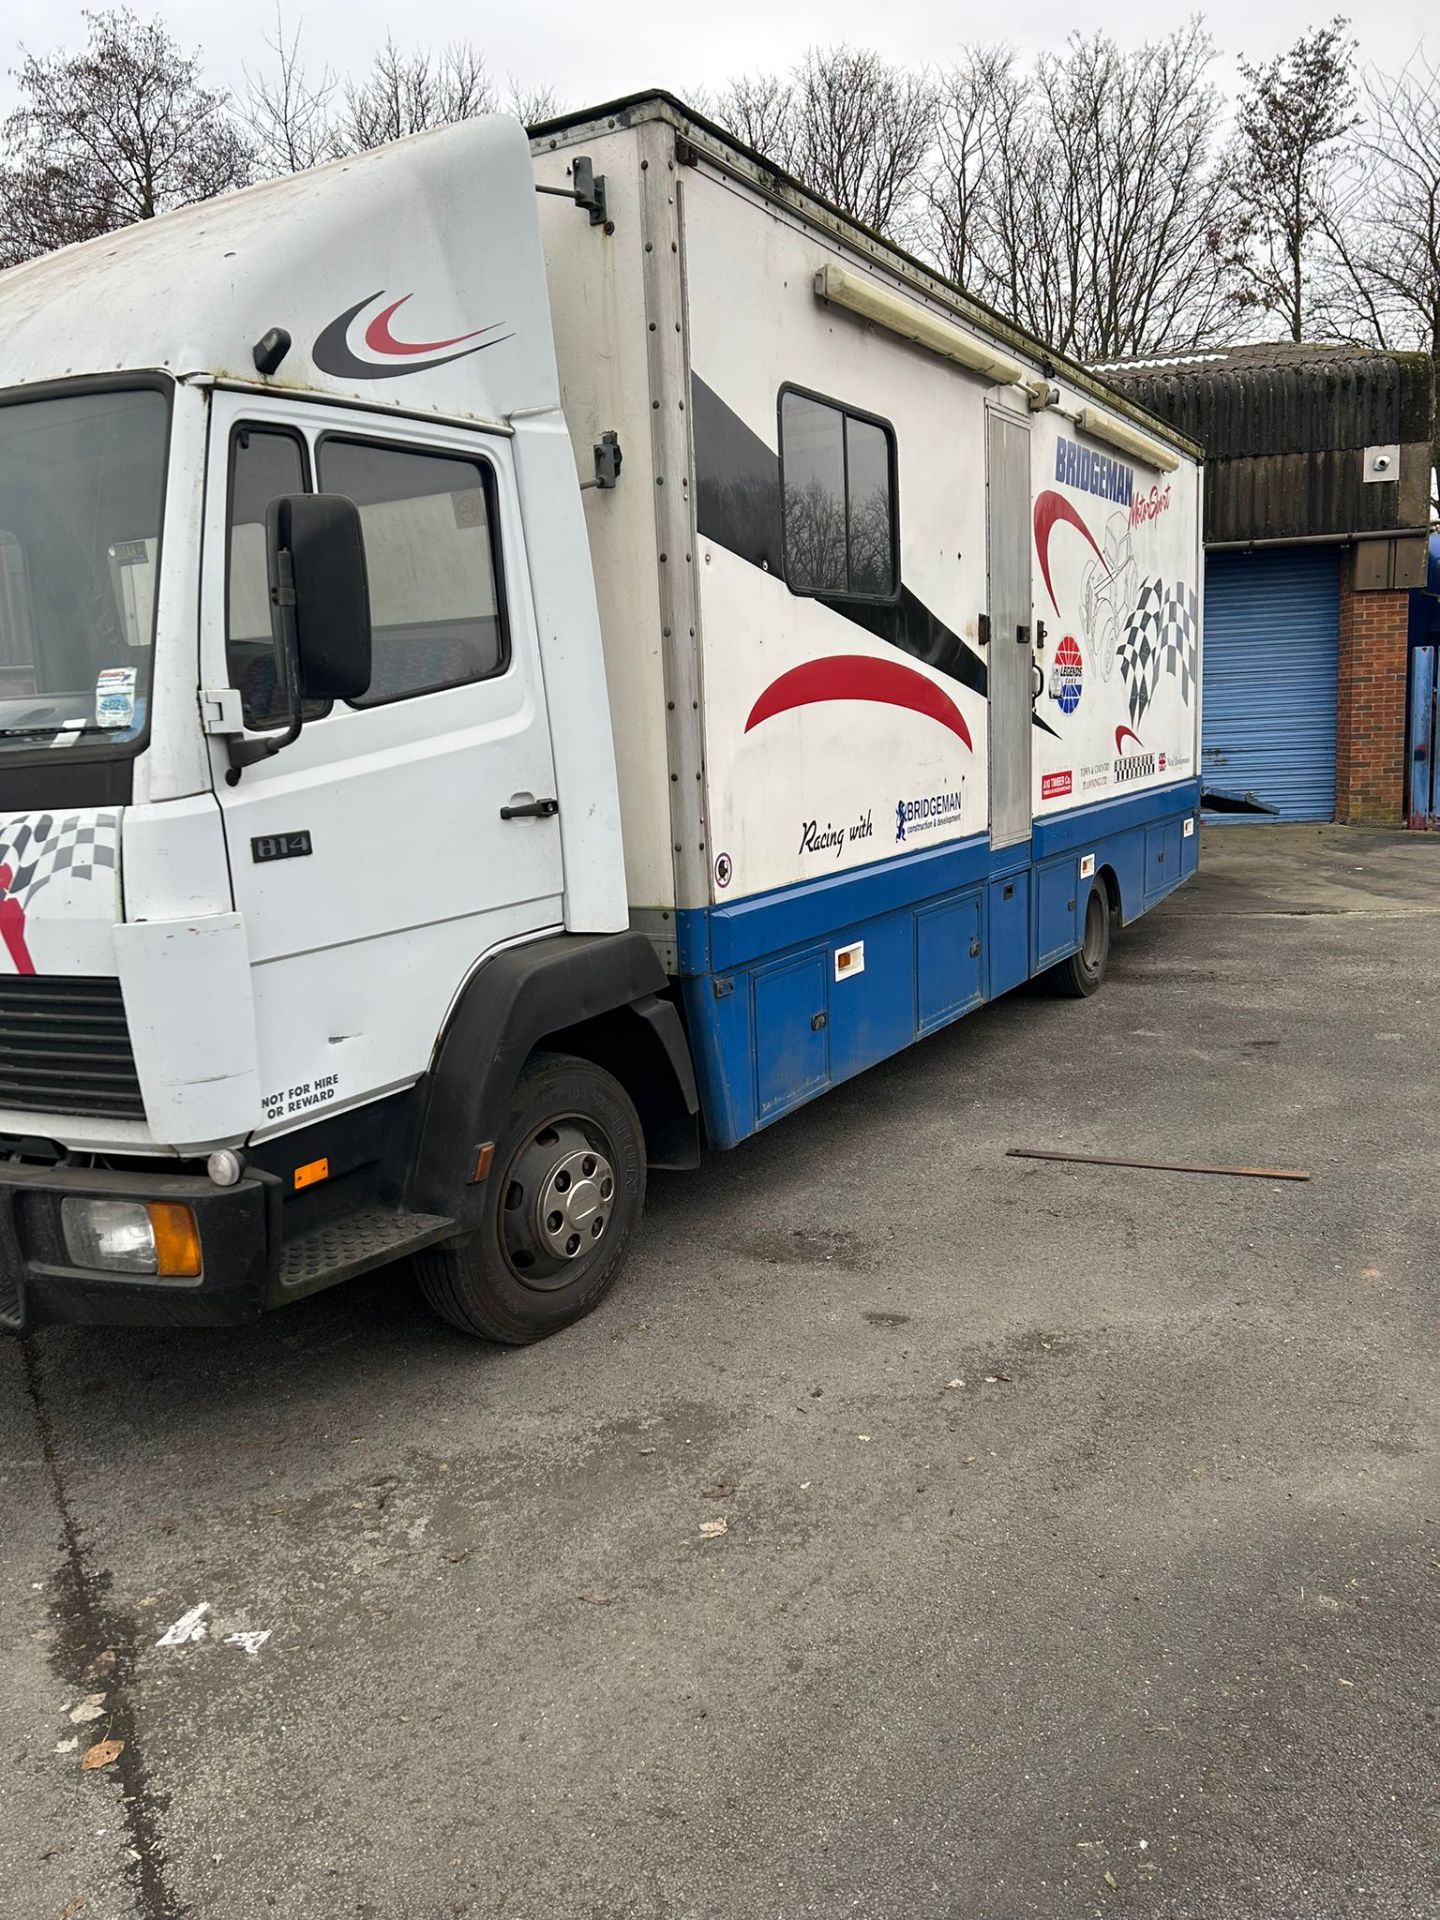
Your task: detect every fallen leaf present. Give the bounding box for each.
[54,1736,79,1754]
[578,1593,611,1606]
[80,1740,123,1772]
[698,1518,728,1538]
[946,1379,965,1389]
[68,1694,107,1725]
[1104,1871,1117,1889]
[60,1900,87,1918]
[81,1651,115,1684]
[638,1447,656,1456]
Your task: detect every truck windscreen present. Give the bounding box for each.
[0,387,169,752]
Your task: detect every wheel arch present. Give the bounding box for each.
[411,932,699,1225]
[1095,861,1123,922]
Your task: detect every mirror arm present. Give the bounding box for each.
[225,547,306,785]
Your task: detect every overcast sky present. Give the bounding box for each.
[1,1,1432,115]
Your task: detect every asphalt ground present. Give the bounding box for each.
[3,823,1437,1920]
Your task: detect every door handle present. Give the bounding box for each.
[500,797,559,821]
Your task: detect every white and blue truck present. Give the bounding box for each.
[0,93,1202,1339]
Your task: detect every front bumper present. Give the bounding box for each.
[0,1159,274,1330]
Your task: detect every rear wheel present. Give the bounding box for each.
[416,1052,645,1343]
[1050,878,1111,998]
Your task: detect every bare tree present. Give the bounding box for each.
[339,38,497,151]
[923,27,1238,361]
[1318,52,1440,503]
[244,9,339,175]
[511,83,561,128]
[1233,19,1358,341]
[0,7,252,265]
[245,19,559,172]
[717,47,937,238]
[922,47,1026,291]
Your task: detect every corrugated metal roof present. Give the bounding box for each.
[1097,342,1433,543]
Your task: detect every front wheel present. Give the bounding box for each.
[1049,878,1111,998]
[416,1052,646,1343]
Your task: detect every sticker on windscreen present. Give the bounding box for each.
[95,666,137,729]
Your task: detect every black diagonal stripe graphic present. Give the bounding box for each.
[691,374,1058,734]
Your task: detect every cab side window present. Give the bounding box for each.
[316,438,507,706]
[227,428,312,729]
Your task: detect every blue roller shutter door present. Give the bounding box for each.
[1202,548,1339,821]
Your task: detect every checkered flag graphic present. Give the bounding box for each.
[1115,579,1198,726]
[0,810,119,908]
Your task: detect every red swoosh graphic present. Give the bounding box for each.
[363,294,500,358]
[1115,725,1144,751]
[745,657,972,750]
[1034,490,1106,615]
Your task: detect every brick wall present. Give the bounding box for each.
[1335,552,1410,825]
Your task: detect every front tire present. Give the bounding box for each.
[1050,878,1111,998]
[416,1051,646,1343]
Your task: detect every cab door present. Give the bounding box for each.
[202,389,564,1136]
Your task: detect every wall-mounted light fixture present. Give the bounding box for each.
[814,264,1023,387]
[1073,405,1180,473]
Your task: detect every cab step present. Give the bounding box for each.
[276,1207,458,1294]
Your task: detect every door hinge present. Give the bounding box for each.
[201,687,245,736]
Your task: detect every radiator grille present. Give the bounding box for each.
[0,976,145,1121]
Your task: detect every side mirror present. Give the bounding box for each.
[266,494,372,700]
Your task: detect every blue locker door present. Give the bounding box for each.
[1202,549,1339,822]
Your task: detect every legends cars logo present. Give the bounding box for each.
[1049,635,1084,713]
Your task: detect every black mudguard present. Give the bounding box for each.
[410,931,699,1224]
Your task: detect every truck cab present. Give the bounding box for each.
[0,116,697,1337]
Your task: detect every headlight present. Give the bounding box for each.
[61,1199,201,1278]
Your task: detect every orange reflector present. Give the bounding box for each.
[471,1142,495,1184]
[294,1156,329,1191]
[147,1203,201,1279]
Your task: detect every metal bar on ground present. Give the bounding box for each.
[1006,1148,1310,1182]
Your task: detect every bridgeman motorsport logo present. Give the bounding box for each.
[1114,725,1157,783]
[895,781,965,843]
[313,291,512,380]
